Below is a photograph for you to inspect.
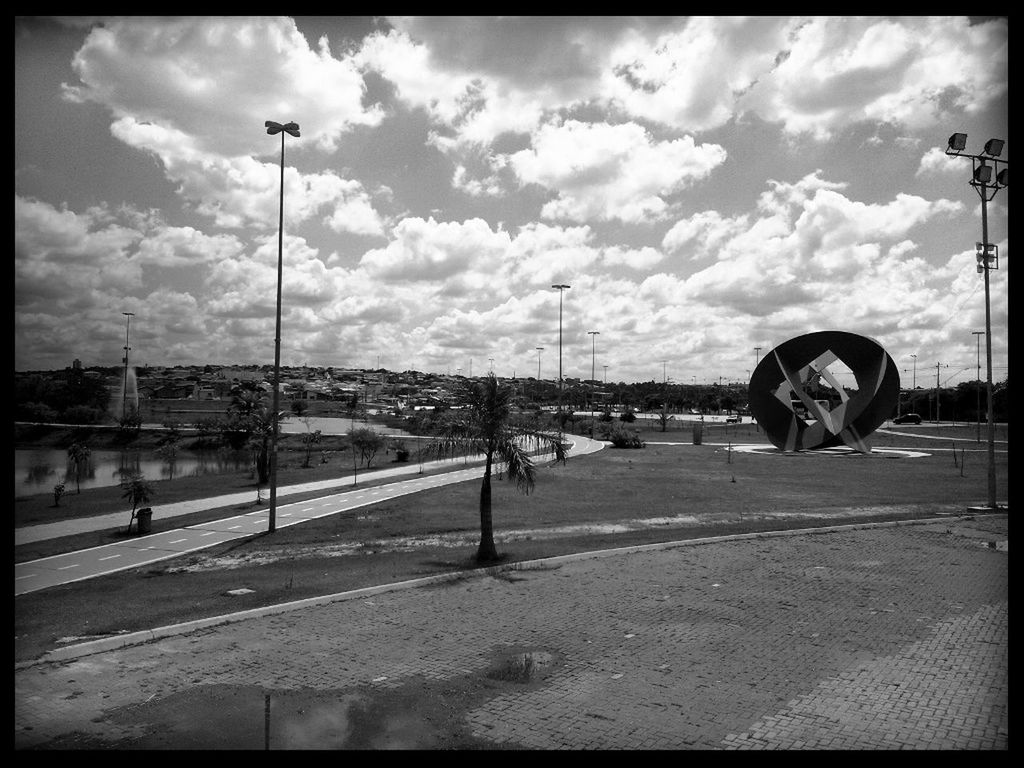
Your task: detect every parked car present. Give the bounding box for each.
[725,415,741,423]
[893,413,922,425]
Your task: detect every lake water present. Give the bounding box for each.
[15,417,419,495]
[15,447,253,494]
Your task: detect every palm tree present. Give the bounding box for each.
[122,474,154,532]
[66,442,91,494]
[228,383,276,484]
[425,374,567,563]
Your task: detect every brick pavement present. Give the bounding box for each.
[15,514,1006,749]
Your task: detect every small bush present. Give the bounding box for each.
[619,408,636,423]
[19,402,59,423]
[608,426,645,449]
[63,405,104,425]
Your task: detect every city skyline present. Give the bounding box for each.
[15,16,1008,388]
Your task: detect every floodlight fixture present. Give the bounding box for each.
[983,138,1004,157]
[947,132,968,152]
[265,120,301,137]
[997,168,1009,187]
[974,163,993,184]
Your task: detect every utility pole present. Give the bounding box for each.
[935,362,941,424]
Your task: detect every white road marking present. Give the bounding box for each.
[98,555,121,561]
[200,531,217,536]
[169,538,188,544]
[15,574,37,580]
[228,525,241,530]
[57,564,80,570]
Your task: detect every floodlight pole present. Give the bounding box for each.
[945,132,1007,509]
[588,331,599,413]
[971,331,984,443]
[265,120,300,533]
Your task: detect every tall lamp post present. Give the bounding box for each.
[753,346,761,374]
[264,119,300,533]
[945,132,1008,509]
[587,331,600,414]
[121,311,134,420]
[972,331,984,443]
[551,284,571,430]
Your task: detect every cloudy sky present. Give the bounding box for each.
[15,16,1008,388]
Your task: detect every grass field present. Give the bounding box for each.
[14,420,1008,663]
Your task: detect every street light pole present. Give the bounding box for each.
[535,347,544,404]
[910,354,917,390]
[588,331,599,413]
[753,346,761,373]
[264,119,300,534]
[946,132,1007,509]
[971,331,984,443]
[551,284,570,430]
[121,312,134,421]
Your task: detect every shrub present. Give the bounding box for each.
[19,401,59,423]
[619,408,636,423]
[63,405,103,425]
[608,425,645,449]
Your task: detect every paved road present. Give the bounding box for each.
[14,513,1006,749]
[15,436,606,596]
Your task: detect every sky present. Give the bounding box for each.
[14,15,1009,389]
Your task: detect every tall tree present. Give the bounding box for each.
[66,442,91,494]
[425,375,567,563]
[227,383,276,484]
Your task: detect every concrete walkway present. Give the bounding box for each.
[15,512,1007,749]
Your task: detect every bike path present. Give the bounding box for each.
[15,437,606,596]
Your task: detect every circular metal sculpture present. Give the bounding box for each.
[748,331,899,453]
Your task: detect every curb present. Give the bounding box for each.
[17,511,1005,669]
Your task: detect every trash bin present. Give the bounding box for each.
[692,423,703,445]
[137,507,152,535]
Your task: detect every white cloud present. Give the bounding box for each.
[736,17,1008,139]
[662,211,749,258]
[506,120,726,224]
[360,217,513,283]
[64,17,382,157]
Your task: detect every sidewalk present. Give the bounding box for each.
[15,512,1007,749]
